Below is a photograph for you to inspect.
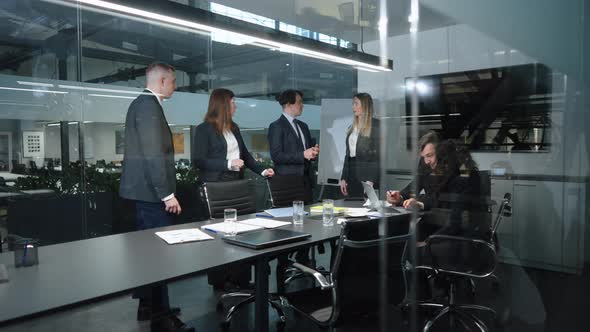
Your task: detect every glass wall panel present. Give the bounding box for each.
[358,1,589,331]
[79,4,212,228]
[0,0,83,247]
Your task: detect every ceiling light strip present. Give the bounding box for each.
[71,0,391,72]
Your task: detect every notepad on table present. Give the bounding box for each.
[238,218,291,229]
[155,228,214,244]
[201,222,263,234]
[263,207,309,218]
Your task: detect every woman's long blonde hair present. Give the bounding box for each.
[351,92,374,137]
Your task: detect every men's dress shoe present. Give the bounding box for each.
[150,314,195,332]
[137,305,181,321]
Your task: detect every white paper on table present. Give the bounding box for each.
[345,207,371,217]
[363,199,393,207]
[238,218,291,229]
[201,222,263,234]
[336,218,348,224]
[155,228,214,244]
[263,207,309,218]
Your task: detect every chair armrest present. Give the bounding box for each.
[424,234,496,278]
[292,262,333,290]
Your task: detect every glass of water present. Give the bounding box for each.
[292,200,304,225]
[224,208,237,237]
[322,199,334,226]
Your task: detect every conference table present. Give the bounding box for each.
[0,200,409,331]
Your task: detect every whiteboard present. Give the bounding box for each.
[317,99,353,186]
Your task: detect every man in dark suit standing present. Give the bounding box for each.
[268,89,319,200]
[119,62,194,332]
[268,90,319,274]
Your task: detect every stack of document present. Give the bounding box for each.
[309,206,348,214]
[155,228,214,244]
[238,218,291,229]
[261,207,309,218]
[201,218,293,234]
[344,208,371,217]
[201,222,262,234]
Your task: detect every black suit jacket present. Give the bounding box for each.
[193,121,264,182]
[268,114,315,177]
[341,118,382,187]
[400,165,485,237]
[119,90,175,202]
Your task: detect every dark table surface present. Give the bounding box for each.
[0,200,375,325]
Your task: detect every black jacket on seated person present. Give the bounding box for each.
[193,121,264,182]
[399,163,485,239]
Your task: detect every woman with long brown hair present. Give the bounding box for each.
[340,92,382,198]
[193,88,274,182]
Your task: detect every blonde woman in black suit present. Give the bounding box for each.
[340,93,381,198]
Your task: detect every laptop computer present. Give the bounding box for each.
[222,228,311,249]
[362,181,403,214]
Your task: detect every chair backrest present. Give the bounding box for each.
[266,175,311,207]
[200,179,256,219]
[330,214,412,319]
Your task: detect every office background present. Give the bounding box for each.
[0,0,589,331]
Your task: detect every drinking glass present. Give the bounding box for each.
[322,199,334,226]
[292,200,304,225]
[224,208,237,236]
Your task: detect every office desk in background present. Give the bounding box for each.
[0,200,409,331]
[0,189,54,199]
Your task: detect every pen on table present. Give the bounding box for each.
[203,228,218,234]
[255,213,274,218]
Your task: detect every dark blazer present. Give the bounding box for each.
[268,114,315,177]
[193,121,264,182]
[119,90,175,202]
[341,118,382,187]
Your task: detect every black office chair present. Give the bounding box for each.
[284,214,412,328]
[266,175,312,207]
[411,234,497,332]
[200,180,286,327]
[266,175,323,290]
[200,179,257,219]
